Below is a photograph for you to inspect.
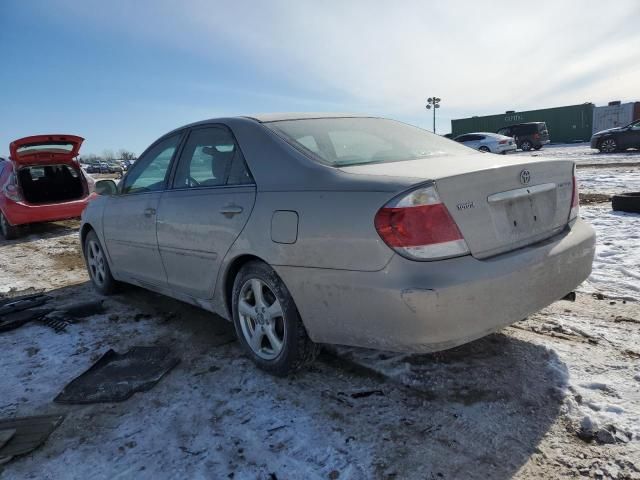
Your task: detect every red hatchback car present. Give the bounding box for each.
[0,134,96,239]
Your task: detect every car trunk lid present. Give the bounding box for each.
[340,154,574,259]
[435,161,572,258]
[9,135,84,166]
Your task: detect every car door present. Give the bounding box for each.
[102,132,183,288]
[156,125,256,299]
[464,134,482,150]
[623,121,640,149]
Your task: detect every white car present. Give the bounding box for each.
[454,132,517,154]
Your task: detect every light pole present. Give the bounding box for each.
[426,97,441,133]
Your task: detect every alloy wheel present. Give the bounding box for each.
[86,239,107,287]
[237,278,286,360]
[600,138,617,153]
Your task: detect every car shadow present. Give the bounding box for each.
[323,333,568,479]
[2,282,568,479]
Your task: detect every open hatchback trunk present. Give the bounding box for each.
[10,135,87,205]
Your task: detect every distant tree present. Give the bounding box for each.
[79,153,100,164]
[117,149,137,161]
[102,149,115,162]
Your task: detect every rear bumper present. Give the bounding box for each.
[2,197,92,226]
[495,143,517,153]
[276,218,595,352]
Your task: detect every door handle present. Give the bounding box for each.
[219,204,243,217]
[144,208,156,217]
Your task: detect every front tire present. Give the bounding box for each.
[84,230,117,295]
[232,260,319,376]
[0,212,19,240]
[599,137,618,153]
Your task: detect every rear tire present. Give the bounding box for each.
[520,140,533,151]
[478,146,490,153]
[232,260,319,376]
[84,230,117,295]
[599,137,618,153]
[533,145,543,150]
[0,212,19,240]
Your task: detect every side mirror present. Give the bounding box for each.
[95,179,118,196]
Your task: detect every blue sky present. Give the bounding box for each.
[1,0,639,157]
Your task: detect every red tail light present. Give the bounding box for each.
[499,140,508,145]
[533,133,540,139]
[3,174,23,202]
[374,185,470,260]
[569,166,579,220]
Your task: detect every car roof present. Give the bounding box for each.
[459,132,496,136]
[161,113,380,139]
[242,112,371,123]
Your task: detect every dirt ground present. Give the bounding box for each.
[0,214,638,479]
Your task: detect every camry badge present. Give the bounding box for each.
[520,169,531,185]
[456,201,475,210]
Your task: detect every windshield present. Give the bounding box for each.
[265,117,474,166]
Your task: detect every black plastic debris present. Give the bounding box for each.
[0,307,53,333]
[0,415,64,464]
[55,346,180,404]
[0,429,15,450]
[0,294,48,316]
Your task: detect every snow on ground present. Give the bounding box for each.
[577,167,640,195]
[1,146,640,479]
[579,206,640,301]
[513,143,640,166]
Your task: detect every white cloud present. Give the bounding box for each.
[61,0,640,121]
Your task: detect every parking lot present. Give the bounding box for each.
[0,144,638,479]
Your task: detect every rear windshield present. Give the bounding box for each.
[265,117,473,166]
[16,142,75,154]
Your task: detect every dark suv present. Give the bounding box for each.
[496,122,550,151]
[590,119,640,153]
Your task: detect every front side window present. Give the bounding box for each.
[173,127,248,188]
[266,117,474,167]
[121,133,181,194]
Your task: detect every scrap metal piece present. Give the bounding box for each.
[55,346,180,404]
[0,415,64,464]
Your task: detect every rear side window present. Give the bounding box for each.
[516,124,538,134]
[266,117,472,167]
[172,127,253,188]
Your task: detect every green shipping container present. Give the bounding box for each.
[451,103,594,144]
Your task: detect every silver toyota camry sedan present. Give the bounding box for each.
[81,114,595,375]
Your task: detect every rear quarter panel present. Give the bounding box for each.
[228,190,396,271]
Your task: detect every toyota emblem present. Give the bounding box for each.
[520,169,531,185]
